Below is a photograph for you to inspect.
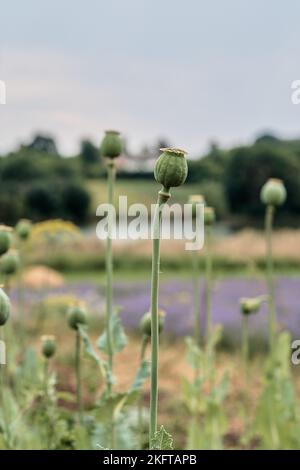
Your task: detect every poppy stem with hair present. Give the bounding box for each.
[242,315,249,382]
[105,160,116,393]
[265,204,276,357]
[149,189,169,445]
[149,147,188,448]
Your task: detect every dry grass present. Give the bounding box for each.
[113,228,300,262]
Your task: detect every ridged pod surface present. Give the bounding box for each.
[67,305,87,330]
[41,335,56,358]
[154,148,188,189]
[260,178,286,206]
[0,250,20,275]
[100,130,123,159]
[16,219,32,241]
[0,288,10,326]
[140,310,165,337]
[0,226,12,256]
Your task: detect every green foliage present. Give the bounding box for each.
[62,183,91,224]
[97,309,128,355]
[24,180,91,224]
[253,332,300,449]
[130,360,150,392]
[78,325,109,382]
[183,331,229,450]
[226,143,300,217]
[150,425,174,450]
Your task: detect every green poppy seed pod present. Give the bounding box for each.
[0,226,12,256]
[100,130,123,159]
[188,195,205,218]
[0,250,20,275]
[154,148,188,190]
[140,310,165,337]
[15,219,32,241]
[41,335,56,358]
[0,288,10,326]
[204,206,215,226]
[260,178,286,207]
[67,304,87,330]
[240,295,267,316]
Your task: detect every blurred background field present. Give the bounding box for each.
[1,0,300,450]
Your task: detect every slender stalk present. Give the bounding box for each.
[265,205,276,357]
[106,161,116,393]
[138,335,149,449]
[43,358,49,398]
[75,330,82,424]
[205,226,213,346]
[149,188,170,447]
[0,326,10,448]
[242,315,249,382]
[191,246,201,345]
[17,242,25,328]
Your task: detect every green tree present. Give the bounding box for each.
[225,143,300,216]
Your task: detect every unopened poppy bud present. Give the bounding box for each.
[15,219,32,241]
[0,288,10,326]
[100,130,123,159]
[0,250,20,275]
[67,304,87,330]
[154,148,188,190]
[204,206,215,226]
[260,178,286,207]
[0,226,12,256]
[140,310,165,337]
[41,335,56,358]
[240,295,267,316]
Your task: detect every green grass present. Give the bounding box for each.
[63,266,300,284]
[86,179,202,214]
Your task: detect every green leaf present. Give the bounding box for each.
[211,372,229,404]
[208,324,223,351]
[151,425,174,450]
[97,309,127,355]
[94,392,138,423]
[185,337,204,371]
[129,360,150,392]
[78,325,109,381]
[56,391,76,403]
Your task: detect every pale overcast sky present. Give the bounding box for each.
[0,0,300,156]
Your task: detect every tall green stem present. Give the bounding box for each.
[265,205,276,357]
[192,247,201,345]
[75,330,82,424]
[242,315,249,382]
[205,227,212,346]
[149,188,170,447]
[0,326,10,448]
[138,335,149,449]
[106,161,116,392]
[17,242,25,331]
[43,358,49,398]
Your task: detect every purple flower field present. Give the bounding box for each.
[12,277,300,342]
